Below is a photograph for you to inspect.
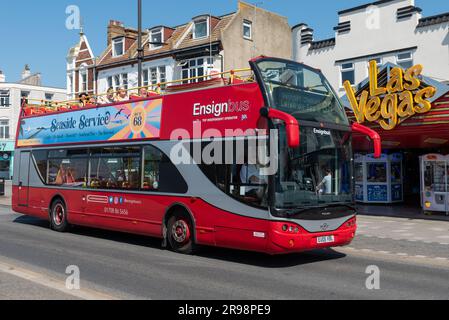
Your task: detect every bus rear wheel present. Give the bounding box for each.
[167,212,195,254]
[50,199,69,232]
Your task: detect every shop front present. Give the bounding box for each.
[0,141,14,180]
[343,61,449,214]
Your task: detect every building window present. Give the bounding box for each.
[107,76,113,89]
[45,93,54,107]
[0,120,10,139]
[370,57,383,68]
[143,69,149,87]
[144,66,167,88]
[193,18,209,39]
[243,20,252,40]
[0,90,10,107]
[150,67,158,85]
[341,62,355,86]
[112,37,125,57]
[122,73,128,89]
[80,66,88,93]
[21,91,30,105]
[181,57,214,83]
[159,66,166,86]
[111,73,128,90]
[149,28,163,49]
[397,51,413,70]
[68,75,74,97]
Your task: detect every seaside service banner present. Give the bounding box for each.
[17,99,162,147]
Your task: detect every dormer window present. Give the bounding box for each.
[112,37,124,57]
[150,28,163,49]
[193,17,209,39]
[243,20,252,40]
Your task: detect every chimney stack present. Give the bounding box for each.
[107,20,125,46]
[21,64,31,80]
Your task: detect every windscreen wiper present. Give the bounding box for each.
[325,203,357,211]
[282,203,356,217]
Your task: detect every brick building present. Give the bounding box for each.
[66,1,292,98]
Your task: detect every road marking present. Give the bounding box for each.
[0,260,118,300]
[338,247,449,268]
[435,257,448,261]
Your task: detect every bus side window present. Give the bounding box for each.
[47,150,88,187]
[88,147,140,190]
[143,146,162,190]
[142,145,188,193]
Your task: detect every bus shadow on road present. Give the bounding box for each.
[196,247,347,268]
[13,215,346,268]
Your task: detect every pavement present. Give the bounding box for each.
[357,203,449,222]
[0,180,11,207]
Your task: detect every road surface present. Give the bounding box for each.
[0,205,448,300]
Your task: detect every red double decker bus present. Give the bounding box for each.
[12,57,380,254]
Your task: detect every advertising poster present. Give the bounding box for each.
[18,99,162,147]
[367,185,388,202]
[355,184,364,201]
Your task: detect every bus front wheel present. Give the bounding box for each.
[50,199,69,232]
[167,212,195,254]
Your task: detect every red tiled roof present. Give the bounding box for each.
[97,13,236,68]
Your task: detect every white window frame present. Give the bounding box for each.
[112,73,128,90]
[181,57,214,83]
[142,69,149,87]
[112,37,125,57]
[79,65,88,93]
[107,76,113,89]
[243,20,252,40]
[0,119,10,139]
[366,57,383,77]
[193,18,209,40]
[149,28,163,50]
[340,62,355,87]
[143,65,167,88]
[68,74,74,97]
[0,90,10,108]
[396,51,414,70]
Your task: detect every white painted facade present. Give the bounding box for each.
[292,0,449,96]
[96,55,223,95]
[97,57,175,94]
[0,76,66,179]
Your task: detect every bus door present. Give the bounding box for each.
[18,151,31,206]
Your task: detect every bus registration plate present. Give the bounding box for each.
[317,235,335,244]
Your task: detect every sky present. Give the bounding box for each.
[1,0,448,88]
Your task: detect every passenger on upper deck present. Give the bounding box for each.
[86,96,97,107]
[115,86,129,102]
[99,87,115,105]
[138,87,149,98]
[78,92,88,107]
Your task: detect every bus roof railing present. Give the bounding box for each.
[21,68,254,116]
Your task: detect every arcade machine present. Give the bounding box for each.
[355,153,403,204]
[420,154,449,215]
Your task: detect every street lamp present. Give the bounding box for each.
[137,0,143,88]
